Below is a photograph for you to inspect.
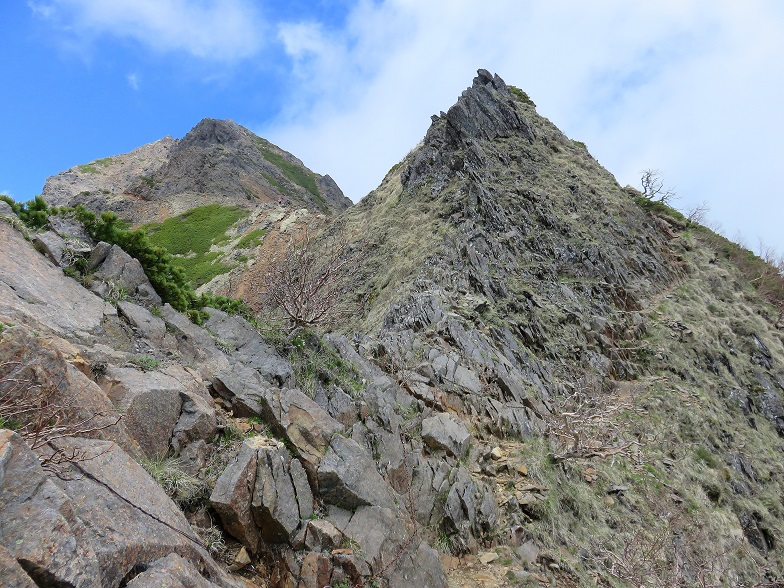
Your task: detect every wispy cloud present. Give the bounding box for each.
[262,0,784,252]
[126,72,140,91]
[32,0,266,61]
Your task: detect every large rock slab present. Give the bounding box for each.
[0,222,113,339]
[0,429,101,587]
[317,435,395,510]
[421,412,472,458]
[50,437,238,587]
[203,307,294,388]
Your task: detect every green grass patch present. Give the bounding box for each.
[261,172,289,194]
[509,85,536,107]
[177,252,237,287]
[143,204,246,286]
[236,229,267,249]
[255,138,329,213]
[633,195,687,222]
[128,355,160,371]
[77,157,113,174]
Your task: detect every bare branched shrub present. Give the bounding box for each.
[600,504,782,587]
[0,361,122,473]
[545,377,644,463]
[258,227,359,331]
[686,200,711,224]
[640,169,677,204]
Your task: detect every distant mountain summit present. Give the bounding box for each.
[42,118,351,225]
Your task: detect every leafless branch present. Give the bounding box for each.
[0,361,123,475]
[640,169,677,204]
[545,377,645,463]
[258,226,359,331]
[686,200,710,224]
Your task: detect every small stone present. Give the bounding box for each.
[515,540,540,565]
[603,496,615,507]
[608,485,629,495]
[478,551,499,564]
[229,547,251,571]
[516,463,528,476]
[490,447,504,460]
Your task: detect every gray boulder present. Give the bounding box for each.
[210,439,262,552]
[304,519,343,552]
[251,388,344,478]
[100,367,184,458]
[317,434,395,510]
[160,304,232,379]
[118,300,166,344]
[0,429,101,587]
[48,215,93,244]
[252,444,311,544]
[212,364,269,417]
[203,307,294,388]
[342,506,447,587]
[92,244,162,305]
[33,230,66,265]
[421,412,472,458]
[211,437,314,550]
[125,553,225,587]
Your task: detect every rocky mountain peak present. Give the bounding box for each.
[180,118,247,148]
[40,118,352,225]
[442,68,534,145]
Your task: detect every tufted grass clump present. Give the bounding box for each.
[140,456,209,508]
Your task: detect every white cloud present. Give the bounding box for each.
[33,0,265,61]
[126,72,140,91]
[260,0,784,253]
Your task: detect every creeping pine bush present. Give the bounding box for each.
[4,196,257,324]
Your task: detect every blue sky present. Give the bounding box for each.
[3,1,784,255]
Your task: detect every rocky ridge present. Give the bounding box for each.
[42,118,351,226]
[2,69,784,588]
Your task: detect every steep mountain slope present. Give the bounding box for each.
[298,70,784,585]
[2,69,783,588]
[42,118,351,225]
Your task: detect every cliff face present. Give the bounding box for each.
[319,69,784,584]
[42,118,351,225]
[2,70,784,588]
